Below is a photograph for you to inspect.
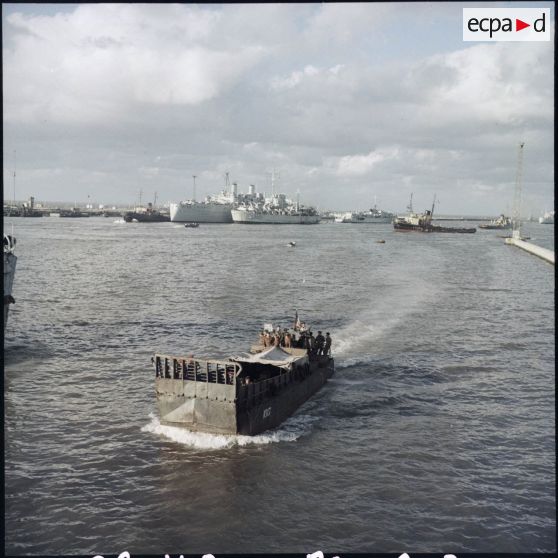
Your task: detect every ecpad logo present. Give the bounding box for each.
[463,8,550,42]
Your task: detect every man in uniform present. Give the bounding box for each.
[315,331,325,355]
[324,332,332,355]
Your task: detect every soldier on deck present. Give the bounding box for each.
[324,332,332,356]
[315,331,325,355]
[284,330,292,348]
[306,331,315,353]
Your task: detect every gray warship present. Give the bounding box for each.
[153,322,334,436]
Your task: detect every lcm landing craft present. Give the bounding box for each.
[153,323,334,436]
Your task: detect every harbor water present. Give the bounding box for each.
[3,217,555,555]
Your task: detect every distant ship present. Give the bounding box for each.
[124,202,170,223]
[393,195,476,233]
[3,234,17,330]
[334,206,394,223]
[170,173,235,223]
[539,210,555,224]
[478,214,512,230]
[231,176,319,225]
[59,208,91,218]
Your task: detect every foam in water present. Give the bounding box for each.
[142,412,316,449]
[333,263,439,365]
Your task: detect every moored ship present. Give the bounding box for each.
[478,214,512,230]
[170,174,236,223]
[335,206,394,223]
[231,180,319,225]
[154,320,334,435]
[539,210,555,224]
[393,195,476,233]
[3,234,17,330]
[124,203,170,223]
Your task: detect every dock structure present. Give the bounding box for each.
[505,234,555,265]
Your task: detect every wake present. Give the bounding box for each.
[141,412,317,449]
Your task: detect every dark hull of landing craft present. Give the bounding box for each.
[393,222,476,233]
[154,353,334,436]
[124,212,170,223]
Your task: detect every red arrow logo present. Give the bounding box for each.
[516,19,530,31]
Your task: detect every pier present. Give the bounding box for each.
[505,235,555,265]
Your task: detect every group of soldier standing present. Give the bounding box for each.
[259,319,332,356]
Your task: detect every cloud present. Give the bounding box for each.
[2,3,554,214]
[332,147,401,177]
[3,5,267,124]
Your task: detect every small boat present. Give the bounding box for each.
[288,241,296,247]
[153,317,334,435]
[478,214,512,230]
[184,222,200,228]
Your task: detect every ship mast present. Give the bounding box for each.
[512,142,525,239]
[192,175,197,202]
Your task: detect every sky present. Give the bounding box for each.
[2,2,555,215]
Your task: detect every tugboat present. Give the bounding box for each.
[478,214,512,230]
[3,234,17,330]
[153,318,334,435]
[393,195,476,233]
[124,202,170,223]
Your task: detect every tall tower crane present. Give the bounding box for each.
[512,142,525,239]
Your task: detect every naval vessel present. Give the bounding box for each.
[170,173,236,223]
[154,322,334,435]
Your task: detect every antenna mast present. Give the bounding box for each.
[512,142,525,239]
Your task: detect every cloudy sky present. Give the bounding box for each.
[2,2,554,214]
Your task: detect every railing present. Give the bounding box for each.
[154,355,241,385]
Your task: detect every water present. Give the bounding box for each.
[3,217,555,555]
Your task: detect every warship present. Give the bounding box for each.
[153,320,334,435]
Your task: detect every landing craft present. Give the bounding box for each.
[153,318,334,436]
